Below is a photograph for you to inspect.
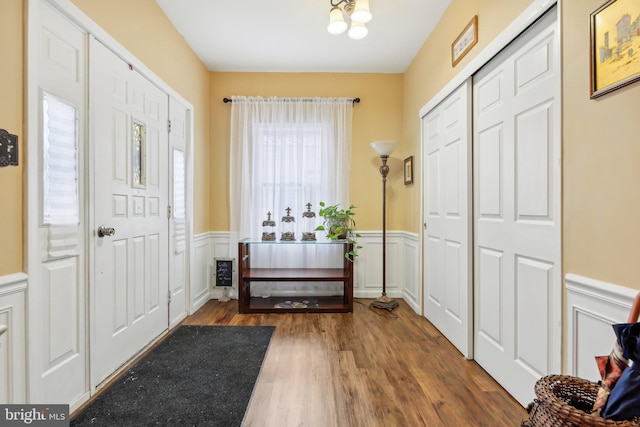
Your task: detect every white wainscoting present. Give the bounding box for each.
[191,234,212,313]
[193,231,421,314]
[0,272,27,404]
[401,233,421,314]
[565,274,638,381]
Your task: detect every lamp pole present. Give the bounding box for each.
[380,154,389,300]
[370,140,399,311]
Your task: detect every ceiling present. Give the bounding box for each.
[155,0,451,73]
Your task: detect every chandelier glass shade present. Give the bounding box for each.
[327,0,372,40]
[348,21,368,40]
[327,6,348,35]
[351,0,372,23]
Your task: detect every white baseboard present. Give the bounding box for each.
[565,273,638,381]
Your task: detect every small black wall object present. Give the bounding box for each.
[215,259,233,287]
[0,129,18,167]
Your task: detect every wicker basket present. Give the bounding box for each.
[522,375,640,427]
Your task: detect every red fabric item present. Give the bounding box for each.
[593,341,630,412]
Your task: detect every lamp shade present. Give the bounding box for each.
[348,21,368,40]
[351,0,372,23]
[327,6,348,35]
[370,140,398,156]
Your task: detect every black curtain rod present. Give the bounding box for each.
[223,97,360,104]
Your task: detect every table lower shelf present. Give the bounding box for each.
[240,296,352,313]
[241,268,350,281]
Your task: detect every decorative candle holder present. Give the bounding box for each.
[280,207,296,241]
[261,211,276,241]
[301,202,317,241]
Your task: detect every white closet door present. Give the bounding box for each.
[422,79,473,358]
[473,8,561,406]
[90,37,169,388]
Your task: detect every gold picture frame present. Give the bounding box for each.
[590,0,640,98]
[452,15,478,67]
[404,156,413,185]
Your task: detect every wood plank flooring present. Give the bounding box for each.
[184,299,529,427]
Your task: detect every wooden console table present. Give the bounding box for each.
[237,240,353,313]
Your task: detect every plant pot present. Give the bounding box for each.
[329,225,348,240]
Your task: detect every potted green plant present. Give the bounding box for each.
[315,201,362,260]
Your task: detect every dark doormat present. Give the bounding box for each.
[71,325,275,427]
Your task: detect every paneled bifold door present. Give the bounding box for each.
[90,37,170,388]
[473,8,560,406]
[422,79,473,359]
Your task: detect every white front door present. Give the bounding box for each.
[473,8,561,406]
[422,79,473,358]
[90,37,169,387]
[169,96,189,327]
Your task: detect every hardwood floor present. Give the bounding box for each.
[184,298,528,427]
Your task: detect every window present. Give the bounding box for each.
[229,97,353,244]
[257,122,322,234]
[132,121,145,187]
[43,92,79,226]
[173,149,186,219]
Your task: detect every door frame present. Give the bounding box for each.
[419,0,561,371]
[26,0,195,408]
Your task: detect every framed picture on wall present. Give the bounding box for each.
[452,15,478,67]
[404,156,413,185]
[590,0,640,98]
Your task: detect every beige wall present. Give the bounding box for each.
[209,72,403,231]
[402,0,640,291]
[563,0,640,290]
[401,0,532,233]
[5,0,640,292]
[72,0,211,234]
[1,0,213,275]
[0,0,24,276]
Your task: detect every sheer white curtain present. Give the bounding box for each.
[229,96,353,251]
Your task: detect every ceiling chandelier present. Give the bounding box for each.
[327,0,372,40]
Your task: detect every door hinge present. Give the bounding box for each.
[167,119,172,133]
[167,205,172,219]
[168,291,172,304]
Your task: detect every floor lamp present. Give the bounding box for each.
[370,140,399,311]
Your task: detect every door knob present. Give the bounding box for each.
[97,226,116,237]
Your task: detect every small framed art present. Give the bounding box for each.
[452,15,478,67]
[404,156,413,185]
[590,0,640,98]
